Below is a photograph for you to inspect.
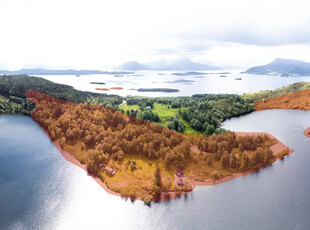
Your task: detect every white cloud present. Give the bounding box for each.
[1,0,310,69]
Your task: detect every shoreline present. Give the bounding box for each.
[33,118,294,202]
[190,132,294,187]
[33,119,190,201]
[303,127,310,138]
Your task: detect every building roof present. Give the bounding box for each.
[99,164,117,175]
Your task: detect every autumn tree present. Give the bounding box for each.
[221,152,230,168]
[229,153,237,168]
[153,162,162,195]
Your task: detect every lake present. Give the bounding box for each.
[33,70,310,97]
[1,110,310,229]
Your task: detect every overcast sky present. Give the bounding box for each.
[1,0,310,70]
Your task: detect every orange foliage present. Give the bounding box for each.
[255,89,310,111]
[95,88,110,91]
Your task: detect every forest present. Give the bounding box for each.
[2,75,308,136]
[0,75,122,115]
[0,75,253,135]
[121,94,254,134]
[24,89,287,201]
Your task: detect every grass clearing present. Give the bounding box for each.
[119,102,202,134]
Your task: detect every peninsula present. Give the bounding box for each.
[24,89,292,202]
[2,75,308,202]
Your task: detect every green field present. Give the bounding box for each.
[119,102,202,134]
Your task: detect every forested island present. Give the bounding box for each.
[1,74,307,202]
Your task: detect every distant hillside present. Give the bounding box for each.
[116,58,220,71]
[116,61,148,71]
[242,82,310,102]
[245,58,310,76]
[0,68,133,75]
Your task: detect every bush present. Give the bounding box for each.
[206,125,215,135]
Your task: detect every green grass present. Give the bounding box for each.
[119,103,140,111]
[119,102,202,134]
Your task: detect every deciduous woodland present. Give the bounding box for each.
[25,89,291,201]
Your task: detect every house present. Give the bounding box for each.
[145,106,151,110]
[131,108,138,113]
[99,164,117,176]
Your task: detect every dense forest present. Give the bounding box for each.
[2,75,310,135]
[0,75,122,115]
[0,75,253,134]
[25,89,285,200]
[123,94,254,134]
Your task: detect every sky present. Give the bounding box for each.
[1,0,310,70]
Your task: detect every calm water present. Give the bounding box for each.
[1,111,310,230]
[34,70,310,97]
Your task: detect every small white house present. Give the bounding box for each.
[145,106,151,110]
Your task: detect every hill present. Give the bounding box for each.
[116,58,220,71]
[254,89,310,111]
[244,58,310,76]
[116,61,148,71]
[242,82,310,102]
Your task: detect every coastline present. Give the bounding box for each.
[33,119,189,201]
[190,132,294,187]
[33,118,294,202]
[303,127,310,138]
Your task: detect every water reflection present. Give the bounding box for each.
[1,111,310,229]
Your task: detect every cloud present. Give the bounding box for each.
[1,0,310,69]
[174,24,310,47]
[162,0,310,47]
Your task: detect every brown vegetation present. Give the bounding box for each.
[255,89,310,111]
[110,87,124,90]
[25,89,292,201]
[95,88,110,91]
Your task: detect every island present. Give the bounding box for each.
[90,82,106,85]
[137,88,179,92]
[171,71,230,76]
[244,58,310,76]
[171,71,206,76]
[164,79,196,83]
[95,88,110,91]
[110,87,124,90]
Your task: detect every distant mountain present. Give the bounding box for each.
[245,58,310,76]
[0,68,133,75]
[116,58,220,71]
[116,61,148,71]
